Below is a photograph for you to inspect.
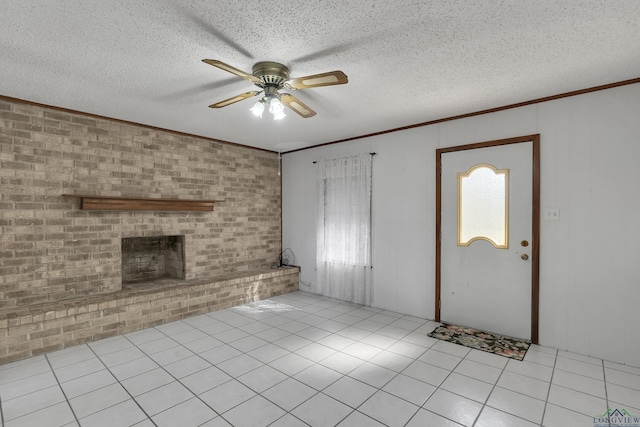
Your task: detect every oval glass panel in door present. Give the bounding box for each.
[457,163,509,248]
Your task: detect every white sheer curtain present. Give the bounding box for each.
[316,153,372,305]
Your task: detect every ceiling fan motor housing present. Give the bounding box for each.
[252,62,290,89]
[203,58,346,117]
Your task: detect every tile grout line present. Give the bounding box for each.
[84,343,159,427]
[266,413,310,427]
[538,348,559,427]
[142,339,235,423]
[291,304,435,425]
[266,325,426,424]
[258,302,391,424]
[187,306,348,423]
[402,343,467,427]
[468,350,508,427]
[0,357,78,424]
[222,298,429,425]
[280,308,536,427]
[4,321,476,427]
[183,303,323,421]
[602,359,611,427]
[125,326,232,425]
[261,377,317,426]
[145,301,368,424]
[399,342,440,427]
[0,391,4,427]
[544,354,615,420]
[44,352,81,427]
[340,351,411,425]
[418,346,554,427]
[216,299,365,425]
[9,293,626,427]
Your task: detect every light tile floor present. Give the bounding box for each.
[1,291,639,427]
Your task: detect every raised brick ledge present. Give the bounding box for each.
[0,266,299,364]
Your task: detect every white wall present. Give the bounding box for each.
[282,83,640,366]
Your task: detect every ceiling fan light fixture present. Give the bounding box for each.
[272,109,287,121]
[269,97,286,120]
[203,59,347,119]
[250,99,266,117]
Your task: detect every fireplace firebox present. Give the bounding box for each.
[121,235,185,284]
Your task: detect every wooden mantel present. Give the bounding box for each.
[62,194,223,211]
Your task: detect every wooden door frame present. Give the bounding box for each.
[435,134,540,343]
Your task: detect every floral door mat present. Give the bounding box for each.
[428,323,531,361]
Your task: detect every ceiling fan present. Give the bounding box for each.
[202,59,348,119]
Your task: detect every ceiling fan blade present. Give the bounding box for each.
[279,93,317,118]
[286,70,348,90]
[202,59,261,84]
[208,91,261,108]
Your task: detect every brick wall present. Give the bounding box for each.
[0,266,299,364]
[0,98,282,309]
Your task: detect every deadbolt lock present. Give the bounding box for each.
[521,240,529,247]
[521,254,529,261]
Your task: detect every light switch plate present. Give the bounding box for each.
[544,208,560,220]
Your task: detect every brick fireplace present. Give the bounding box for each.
[0,97,299,363]
[0,97,283,308]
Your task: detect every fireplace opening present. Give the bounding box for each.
[121,235,185,284]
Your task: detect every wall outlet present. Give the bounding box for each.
[544,208,560,220]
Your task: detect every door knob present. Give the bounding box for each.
[521,254,529,261]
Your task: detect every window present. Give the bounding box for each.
[316,153,372,304]
[458,163,509,248]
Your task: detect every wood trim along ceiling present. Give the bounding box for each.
[284,77,640,153]
[0,95,273,154]
[2,76,638,154]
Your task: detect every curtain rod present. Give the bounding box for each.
[312,152,377,164]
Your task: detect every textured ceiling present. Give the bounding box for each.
[1,1,639,152]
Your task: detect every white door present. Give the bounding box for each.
[440,141,532,340]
